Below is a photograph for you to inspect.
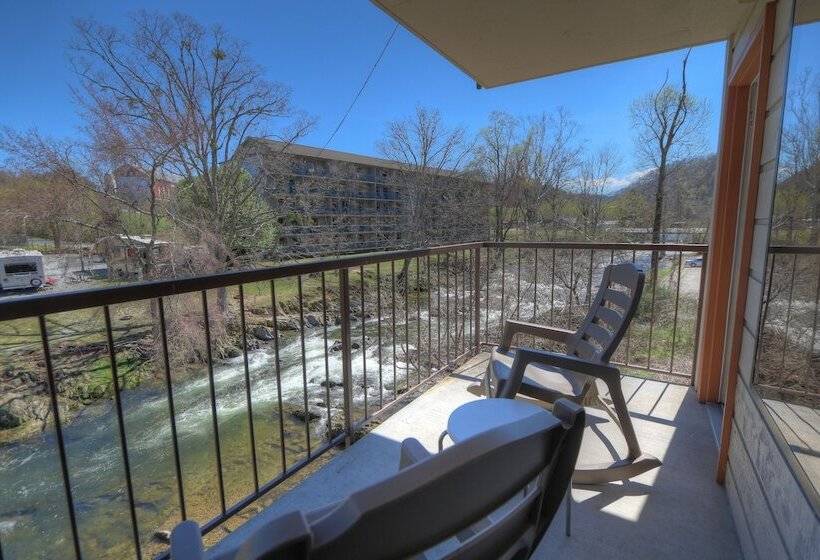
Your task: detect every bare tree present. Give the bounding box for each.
[527,109,582,239]
[70,12,313,269]
[630,49,709,282]
[471,111,534,242]
[778,67,819,244]
[378,106,480,251]
[573,146,621,240]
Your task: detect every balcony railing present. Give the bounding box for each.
[0,241,707,559]
[754,245,820,404]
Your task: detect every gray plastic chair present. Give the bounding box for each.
[170,399,585,560]
[488,262,661,484]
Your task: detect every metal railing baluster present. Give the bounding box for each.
[297,276,311,454]
[466,250,472,352]
[445,252,451,365]
[391,261,397,398]
[647,250,659,369]
[157,297,186,520]
[691,252,708,382]
[376,264,383,408]
[625,250,636,366]
[360,266,367,418]
[321,273,332,431]
[38,316,83,560]
[200,291,227,515]
[669,252,683,373]
[102,306,141,560]
[454,251,459,356]
[500,248,506,335]
[517,247,522,320]
[568,249,574,328]
[473,248,481,352]
[533,247,538,322]
[427,255,432,376]
[462,250,468,356]
[339,269,354,445]
[437,254,442,365]
[416,256,421,383]
[270,281,287,474]
[550,247,556,325]
[781,254,798,368]
[811,256,820,368]
[404,260,410,388]
[238,285,260,493]
[587,249,594,309]
[484,247,489,344]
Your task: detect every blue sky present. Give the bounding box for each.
[0,0,730,184]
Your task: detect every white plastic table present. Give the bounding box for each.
[444,398,558,446]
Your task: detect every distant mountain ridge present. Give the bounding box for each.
[609,154,718,227]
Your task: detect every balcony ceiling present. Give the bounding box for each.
[371,0,758,88]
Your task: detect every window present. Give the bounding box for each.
[753,0,819,494]
[4,262,38,274]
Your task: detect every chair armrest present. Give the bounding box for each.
[499,320,574,350]
[499,347,619,399]
[399,437,432,470]
[170,520,206,560]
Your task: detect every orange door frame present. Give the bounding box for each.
[695,2,776,405]
[707,2,777,483]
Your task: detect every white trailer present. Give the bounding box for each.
[0,249,45,291]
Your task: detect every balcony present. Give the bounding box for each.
[0,241,808,559]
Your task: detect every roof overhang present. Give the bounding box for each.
[372,0,759,88]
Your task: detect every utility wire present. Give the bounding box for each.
[321,23,399,152]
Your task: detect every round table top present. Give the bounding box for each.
[447,398,559,443]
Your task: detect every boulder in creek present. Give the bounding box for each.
[0,406,22,429]
[251,325,274,341]
[277,316,301,331]
[286,404,323,423]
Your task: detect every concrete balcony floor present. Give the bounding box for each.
[210,353,742,559]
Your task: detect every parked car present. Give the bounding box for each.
[685,256,704,268]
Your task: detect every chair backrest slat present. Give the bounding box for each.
[602,288,631,311]
[594,306,622,330]
[566,263,645,363]
[583,323,611,349]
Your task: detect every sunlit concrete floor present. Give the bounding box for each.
[210,353,742,559]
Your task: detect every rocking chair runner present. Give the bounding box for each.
[487,262,661,484]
